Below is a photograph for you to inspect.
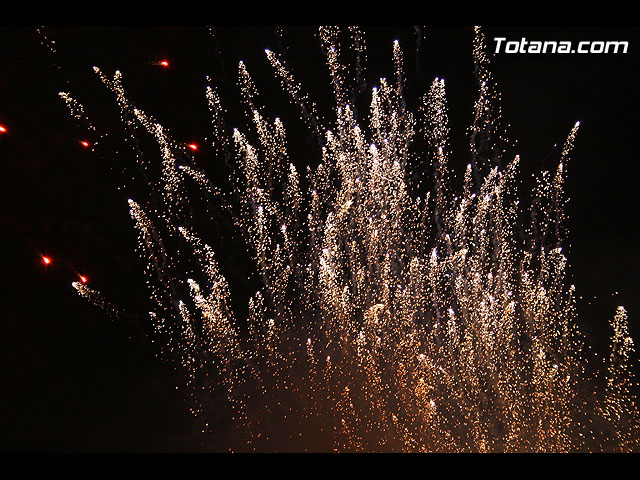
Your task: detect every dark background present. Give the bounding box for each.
[1,25,639,452]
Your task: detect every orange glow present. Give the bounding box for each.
[160,60,169,67]
[79,275,88,284]
[80,140,90,148]
[187,143,198,151]
[0,125,6,133]
[42,256,51,265]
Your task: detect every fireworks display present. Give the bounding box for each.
[3,25,639,452]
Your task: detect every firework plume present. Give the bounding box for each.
[64,26,638,452]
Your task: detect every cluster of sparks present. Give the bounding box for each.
[61,26,638,452]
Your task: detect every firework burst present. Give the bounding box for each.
[62,26,638,452]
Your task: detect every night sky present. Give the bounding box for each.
[1,25,639,452]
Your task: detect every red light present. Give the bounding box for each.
[42,256,51,265]
[0,125,6,133]
[80,140,90,148]
[160,60,169,67]
[187,143,198,151]
[79,275,88,284]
